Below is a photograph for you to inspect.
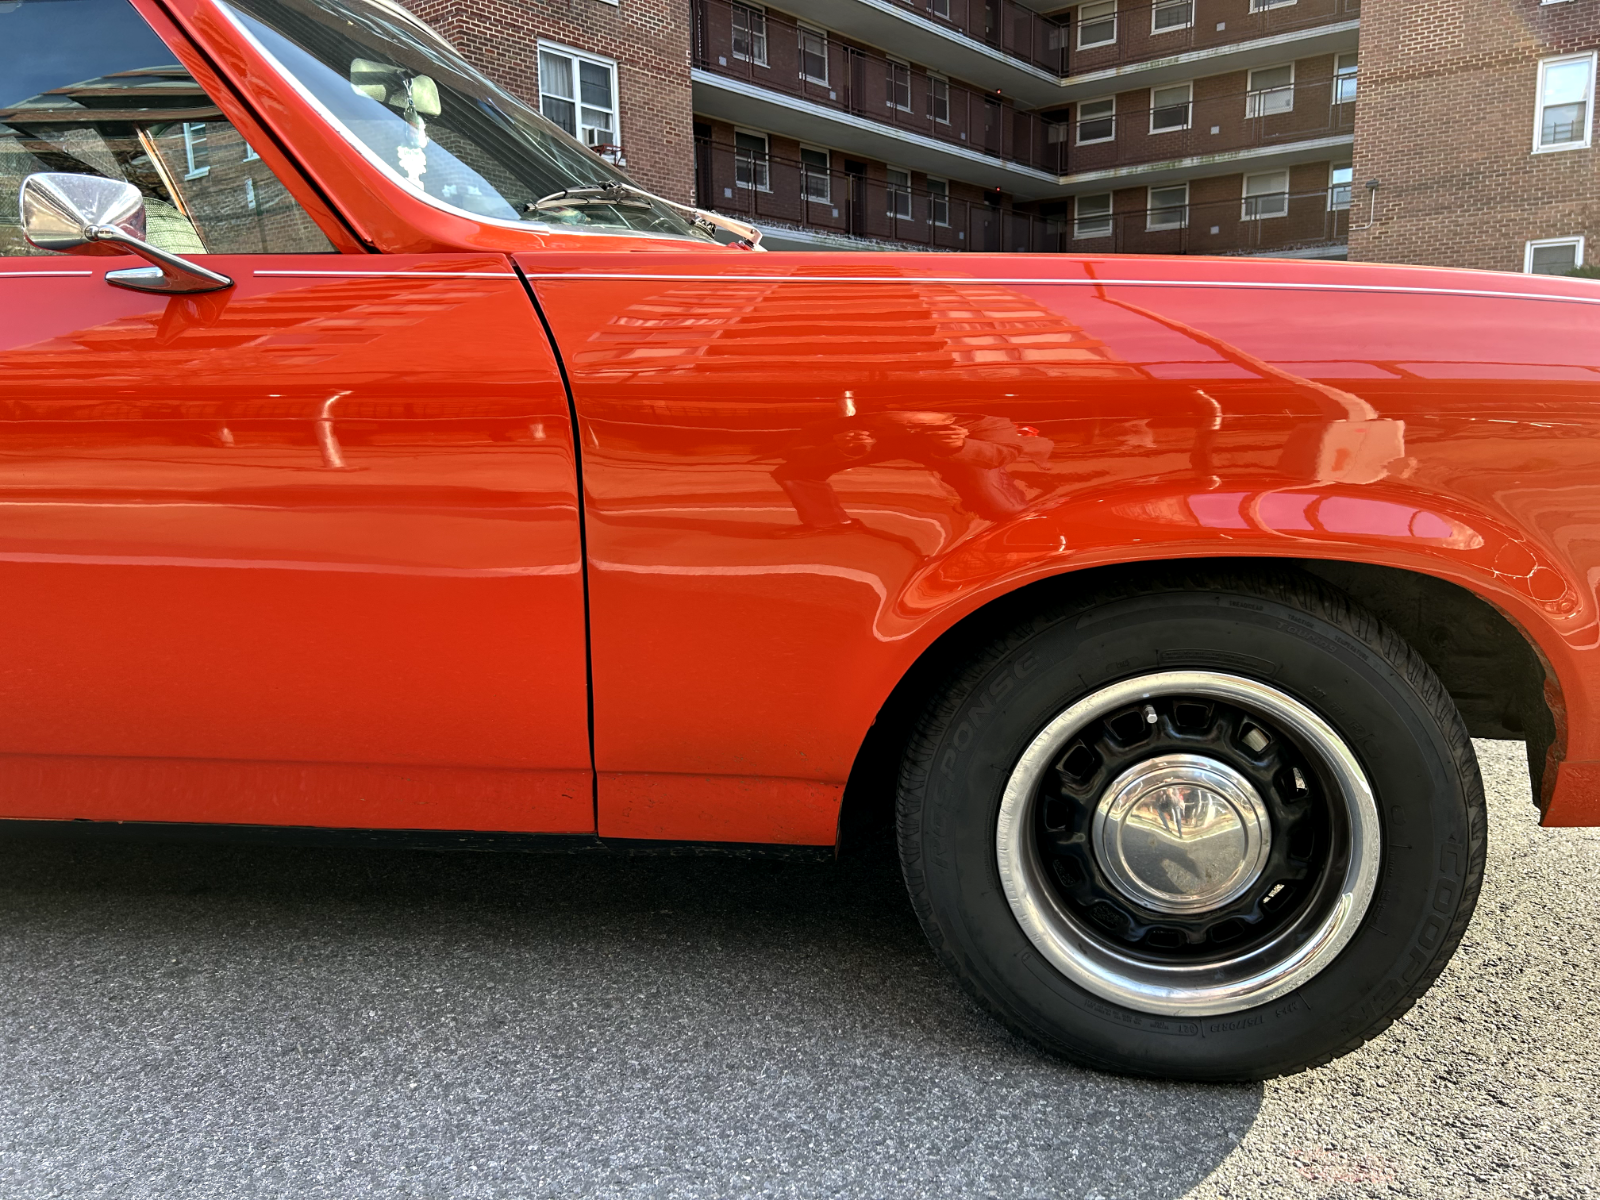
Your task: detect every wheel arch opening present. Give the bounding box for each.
[837,556,1558,855]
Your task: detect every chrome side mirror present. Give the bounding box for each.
[20,173,234,295]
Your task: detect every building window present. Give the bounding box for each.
[1525,237,1584,274]
[928,74,950,123]
[1147,183,1188,230]
[181,121,210,178]
[931,0,950,15]
[800,145,830,203]
[1150,82,1192,132]
[1152,0,1193,32]
[538,44,620,149]
[1534,53,1595,152]
[1077,97,1115,143]
[1328,162,1352,210]
[887,61,912,112]
[1242,169,1290,219]
[887,168,912,219]
[1247,64,1295,117]
[1078,1,1116,48]
[1249,0,1296,10]
[927,177,949,226]
[799,25,828,84]
[1074,192,1113,238]
[731,3,768,67]
[734,130,769,191]
[1333,53,1358,104]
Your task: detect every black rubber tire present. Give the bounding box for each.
[897,567,1487,1081]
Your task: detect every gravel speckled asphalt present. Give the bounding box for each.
[0,740,1595,1199]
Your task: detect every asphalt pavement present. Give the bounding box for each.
[0,739,1595,1199]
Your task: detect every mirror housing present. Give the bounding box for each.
[19,173,234,294]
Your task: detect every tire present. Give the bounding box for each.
[897,567,1486,1081]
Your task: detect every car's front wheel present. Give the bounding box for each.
[897,568,1486,1080]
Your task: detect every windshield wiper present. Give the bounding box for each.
[528,182,764,250]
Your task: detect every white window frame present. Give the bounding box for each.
[887,58,912,112]
[886,166,912,220]
[1246,63,1295,118]
[1150,81,1193,133]
[538,41,621,151]
[1333,53,1357,105]
[1076,96,1115,144]
[928,72,950,123]
[1074,192,1113,239]
[1241,169,1290,220]
[799,143,831,204]
[1524,236,1585,274]
[733,128,770,192]
[1249,0,1296,10]
[1077,0,1117,49]
[798,23,829,85]
[1151,0,1193,34]
[1533,52,1595,153]
[1147,182,1188,230]
[931,0,951,15]
[926,176,950,227]
[1328,162,1352,211]
[731,2,769,68]
[182,122,210,178]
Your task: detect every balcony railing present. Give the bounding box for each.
[693,0,1059,173]
[880,0,1067,74]
[1063,0,1361,77]
[1058,77,1355,175]
[694,139,1350,256]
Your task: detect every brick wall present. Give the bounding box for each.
[404,0,695,202]
[1067,160,1348,254]
[1349,0,1600,270]
[1063,0,1358,74]
[1064,54,1351,175]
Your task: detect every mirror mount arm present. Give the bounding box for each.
[86,224,235,295]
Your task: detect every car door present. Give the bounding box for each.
[0,0,591,832]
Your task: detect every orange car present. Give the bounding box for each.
[3,0,1597,1082]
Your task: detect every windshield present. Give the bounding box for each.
[217,0,713,240]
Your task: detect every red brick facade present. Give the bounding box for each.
[404,0,695,202]
[1349,0,1599,270]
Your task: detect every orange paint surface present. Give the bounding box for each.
[0,0,1592,840]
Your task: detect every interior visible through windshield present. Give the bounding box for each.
[218,0,714,240]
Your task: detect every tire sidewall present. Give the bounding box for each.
[910,586,1476,1079]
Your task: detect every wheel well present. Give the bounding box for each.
[837,557,1556,855]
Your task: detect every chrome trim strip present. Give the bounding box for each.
[252,270,517,278]
[0,270,94,277]
[520,271,1600,305]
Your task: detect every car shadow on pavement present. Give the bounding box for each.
[0,833,1262,1199]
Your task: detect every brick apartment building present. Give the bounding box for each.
[402,0,1596,272]
[403,0,696,203]
[1350,0,1598,274]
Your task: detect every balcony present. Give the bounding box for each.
[785,0,1069,106]
[695,139,1349,257]
[1061,0,1360,89]
[1057,75,1355,187]
[692,0,1062,196]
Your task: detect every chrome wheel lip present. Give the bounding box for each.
[996,671,1382,1019]
[1091,753,1273,915]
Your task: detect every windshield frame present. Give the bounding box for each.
[210,0,718,245]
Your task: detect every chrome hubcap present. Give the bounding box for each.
[995,671,1382,1018]
[1092,754,1272,915]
